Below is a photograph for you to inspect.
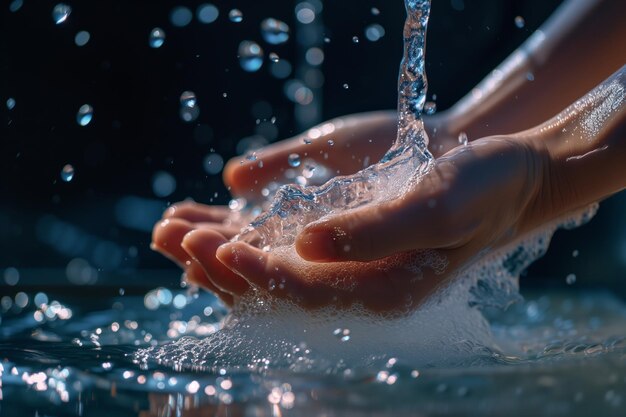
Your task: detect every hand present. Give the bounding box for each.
[152,110,467,307]
[211,135,549,313]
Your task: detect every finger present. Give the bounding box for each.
[294,167,470,262]
[224,112,396,197]
[163,201,230,223]
[151,218,195,267]
[182,230,250,296]
[193,222,242,239]
[185,261,234,307]
[215,242,333,309]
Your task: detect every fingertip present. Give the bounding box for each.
[295,226,338,262]
[216,242,268,284]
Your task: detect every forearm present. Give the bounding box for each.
[526,66,626,222]
[447,0,626,139]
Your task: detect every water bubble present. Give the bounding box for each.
[170,6,193,27]
[197,3,219,24]
[180,91,197,107]
[566,274,577,285]
[288,153,301,168]
[261,18,290,45]
[4,267,19,286]
[238,41,264,72]
[203,153,224,175]
[152,171,176,198]
[295,4,316,24]
[149,28,166,48]
[269,52,280,63]
[365,24,386,42]
[61,164,75,182]
[270,59,292,79]
[76,104,93,126]
[424,101,437,115]
[514,16,525,29]
[352,36,360,44]
[228,9,243,23]
[180,106,200,122]
[74,31,90,47]
[52,4,71,24]
[305,47,324,66]
[6,98,16,110]
[458,132,468,146]
[9,0,23,12]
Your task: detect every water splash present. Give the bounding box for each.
[234,0,434,250]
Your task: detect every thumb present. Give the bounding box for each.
[295,191,461,262]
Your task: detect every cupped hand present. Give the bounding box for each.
[151,110,471,309]
[206,135,550,314]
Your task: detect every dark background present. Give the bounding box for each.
[1,0,625,294]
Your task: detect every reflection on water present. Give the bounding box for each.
[1,285,625,416]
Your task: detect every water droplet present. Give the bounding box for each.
[365,24,385,42]
[52,3,71,24]
[343,83,349,89]
[327,139,334,146]
[149,28,166,48]
[238,41,264,72]
[170,6,193,27]
[424,101,437,115]
[9,0,23,12]
[287,153,301,167]
[333,328,351,342]
[246,152,257,161]
[6,98,16,110]
[261,18,290,45]
[152,171,176,198]
[514,16,525,29]
[74,31,90,47]
[526,72,535,81]
[228,9,243,23]
[458,132,468,146]
[180,91,197,107]
[61,164,75,182]
[566,274,576,285]
[371,7,380,15]
[180,106,200,123]
[302,138,312,145]
[76,104,93,126]
[268,279,276,291]
[352,36,360,44]
[305,47,324,66]
[269,52,280,62]
[196,3,219,24]
[203,153,224,175]
[572,250,579,258]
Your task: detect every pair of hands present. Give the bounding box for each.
[152,110,555,313]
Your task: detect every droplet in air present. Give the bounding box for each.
[76,104,93,126]
[228,9,243,23]
[261,18,290,45]
[514,16,525,29]
[424,101,437,115]
[61,164,75,182]
[9,0,23,12]
[371,7,380,16]
[365,24,385,42]
[6,98,16,110]
[52,3,71,24]
[343,83,349,89]
[180,91,197,107]
[566,274,577,285]
[179,106,200,123]
[196,3,219,24]
[288,153,301,167]
[74,31,90,47]
[458,132,468,146]
[149,28,166,48]
[352,36,360,44]
[269,52,280,63]
[238,41,264,72]
[170,6,193,27]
